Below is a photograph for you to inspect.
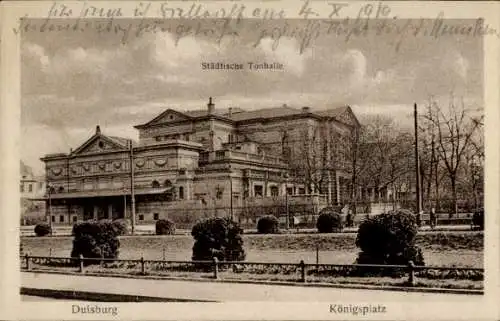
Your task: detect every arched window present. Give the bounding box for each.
[152,180,160,188]
[179,186,184,199]
[164,179,172,187]
[58,186,65,193]
[270,186,279,197]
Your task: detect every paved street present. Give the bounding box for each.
[21,272,481,302]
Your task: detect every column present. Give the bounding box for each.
[108,203,113,219]
[335,172,340,205]
[93,205,98,220]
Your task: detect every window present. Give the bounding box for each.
[39,182,44,189]
[287,187,293,195]
[28,184,33,192]
[164,180,172,187]
[155,136,161,142]
[73,216,77,223]
[169,115,174,120]
[254,185,263,197]
[153,213,159,220]
[179,186,184,199]
[58,186,64,193]
[298,188,305,195]
[270,186,279,197]
[185,134,190,141]
[139,214,144,221]
[59,215,64,223]
[152,180,160,188]
[51,216,55,222]
[20,184,24,193]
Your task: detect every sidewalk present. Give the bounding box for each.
[21,272,482,302]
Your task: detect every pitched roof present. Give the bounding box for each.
[315,106,350,118]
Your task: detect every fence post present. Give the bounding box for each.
[300,260,306,283]
[407,261,415,286]
[25,253,30,270]
[141,256,145,275]
[79,254,84,273]
[213,257,219,280]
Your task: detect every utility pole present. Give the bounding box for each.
[129,140,136,235]
[414,103,423,221]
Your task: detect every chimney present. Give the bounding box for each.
[207,97,215,114]
[96,125,101,135]
[302,106,311,113]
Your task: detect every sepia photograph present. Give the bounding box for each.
[1,1,497,319]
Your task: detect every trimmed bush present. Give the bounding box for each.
[192,217,245,262]
[156,219,176,235]
[355,209,425,267]
[34,223,51,237]
[316,208,343,233]
[112,219,130,236]
[257,215,280,234]
[71,220,120,264]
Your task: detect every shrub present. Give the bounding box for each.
[191,217,245,262]
[355,209,425,267]
[257,215,280,234]
[112,219,130,236]
[316,208,343,233]
[156,219,176,235]
[71,220,120,264]
[472,208,484,230]
[34,223,51,237]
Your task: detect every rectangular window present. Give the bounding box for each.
[73,216,77,223]
[153,213,159,220]
[28,184,33,192]
[298,188,305,195]
[139,214,144,221]
[254,185,263,197]
[51,216,55,222]
[20,184,24,192]
[287,187,293,195]
[59,215,64,223]
[155,136,161,141]
[179,186,184,199]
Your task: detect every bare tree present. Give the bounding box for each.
[424,97,483,215]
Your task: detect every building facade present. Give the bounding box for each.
[41,98,360,225]
[21,161,46,225]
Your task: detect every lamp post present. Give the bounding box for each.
[414,103,423,223]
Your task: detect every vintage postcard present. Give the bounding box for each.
[0,0,499,320]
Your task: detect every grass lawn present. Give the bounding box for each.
[21,232,484,268]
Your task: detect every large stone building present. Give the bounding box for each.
[41,98,360,226]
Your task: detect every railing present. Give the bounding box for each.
[20,254,484,287]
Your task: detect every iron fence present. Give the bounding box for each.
[21,254,484,287]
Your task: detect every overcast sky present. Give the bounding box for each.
[21,18,483,174]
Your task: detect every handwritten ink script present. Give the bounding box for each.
[13,1,499,53]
